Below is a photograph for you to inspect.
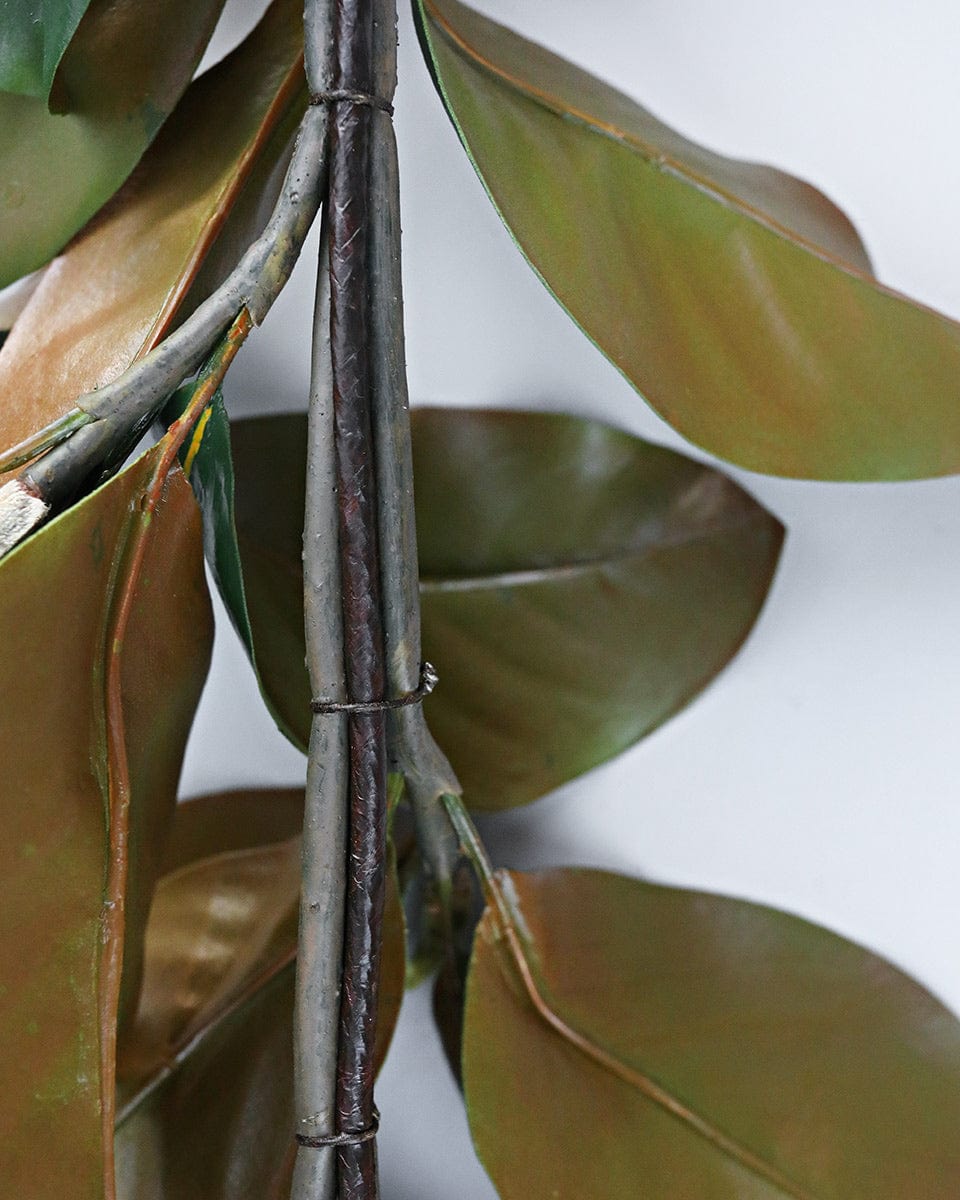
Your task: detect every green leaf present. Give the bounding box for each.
[116,787,406,1199]
[0,442,212,1196]
[0,0,306,462]
[187,408,781,809]
[414,0,960,481]
[0,0,91,101]
[463,868,960,1198]
[0,0,228,287]
[165,389,300,746]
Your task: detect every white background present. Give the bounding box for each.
[186,3,960,1195]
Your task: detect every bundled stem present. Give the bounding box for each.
[297,2,464,1196]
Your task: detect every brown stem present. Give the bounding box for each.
[328,1,386,1196]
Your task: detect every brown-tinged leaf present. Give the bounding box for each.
[0,0,228,285]
[415,0,960,481]
[219,410,782,809]
[0,442,212,1198]
[115,788,406,1199]
[0,0,306,466]
[463,868,960,1198]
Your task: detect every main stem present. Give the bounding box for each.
[299,2,463,1196]
[300,1,390,1198]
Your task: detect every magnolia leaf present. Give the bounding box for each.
[0,0,91,101]
[0,0,228,286]
[202,409,781,809]
[414,0,960,481]
[463,868,960,1198]
[165,389,300,745]
[116,788,406,1199]
[0,442,212,1196]
[0,0,306,464]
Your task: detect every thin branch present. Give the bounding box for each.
[293,7,346,1194]
[0,103,328,554]
[366,0,461,905]
[294,215,348,1200]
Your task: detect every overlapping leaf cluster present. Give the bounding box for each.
[2,1,960,1197]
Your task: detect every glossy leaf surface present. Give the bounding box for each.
[219,410,782,808]
[464,868,960,1198]
[167,390,301,744]
[0,0,306,462]
[116,788,406,1199]
[415,0,960,481]
[0,0,91,99]
[0,0,227,286]
[0,444,212,1197]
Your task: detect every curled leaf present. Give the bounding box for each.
[0,1,92,101]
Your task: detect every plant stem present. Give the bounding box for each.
[294,211,346,1200]
[0,104,328,553]
[366,0,460,917]
[327,0,388,1190]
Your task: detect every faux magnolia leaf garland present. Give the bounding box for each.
[415,0,960,481]
[1,0,959,1197]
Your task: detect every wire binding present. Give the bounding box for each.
[311,661,438,715]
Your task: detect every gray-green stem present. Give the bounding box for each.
[0,103,328,557]
[367,0,461,901]
[293,7,342,1200]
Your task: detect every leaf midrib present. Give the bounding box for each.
[420,508,769,592]
[487,889,823,1200]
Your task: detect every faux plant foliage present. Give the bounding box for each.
[412,409,782,807]
[0,0,91,100]
[463,868,960,1199]
[415,0,960,482]
[116,788,406,1200]
[0,443,212,1197]
[0,0,228,287]
[165,391,300,745]
[0,0,306,465]
[189,408,781,809]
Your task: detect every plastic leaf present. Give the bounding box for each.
[415,0,960,481]
[0,0,91,101]
[463,868,960,1197]
[0,443,212,1196]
